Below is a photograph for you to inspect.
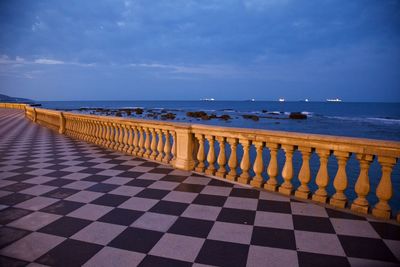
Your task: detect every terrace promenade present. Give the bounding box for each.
[0,108,399,267]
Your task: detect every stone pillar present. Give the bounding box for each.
[330,151,350,208]
[59,112,66,134]
[264,143,279,191]
[351,154,373,214]
[172,126,196,171]
[295,146,312,199]
[33,108,37,122]
[312,149,331,203]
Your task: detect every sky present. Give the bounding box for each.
[0,0,399,101]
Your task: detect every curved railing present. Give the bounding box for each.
[1,103,399,222]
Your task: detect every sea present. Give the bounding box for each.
[38,100,400,212]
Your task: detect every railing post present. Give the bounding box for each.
[172,126,196,171]
[351,154,373,214]
[295,146,312,199]
[312,149,331,203]
[278,144,294,195]
[59,112,66,134]
[330,151,350,208]
[33,108,37,122]
[264,143,279,192]
[372,156,396,219]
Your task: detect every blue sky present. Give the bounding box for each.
[0,0,399,101]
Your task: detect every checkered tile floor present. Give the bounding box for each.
[1,109,399,267]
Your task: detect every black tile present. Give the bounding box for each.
[109,227,164,253]
[126,179,155,187]
[208,179,234,187]
[81,168,104,174]
[297,251,350,267]
[140,161,160,167]
[91,194,130,207]
[293,215,335,233]
[86,183,119,193]
[193,194,227,207]
[45,171,72,178]
[37,239,102,267]
[161,175,188,183]
[139,255,192,267]
[0,227,30,248]
[76,162,98,167]
[119,171,144,178]
[0,193,34,206]
[217,208,255,225]
[0,182,35,192]
[0,255,28,267]
[110,165,132,171]
[82,175,110,182]
[40,200,84,215]
[338,235,398,262]
[43,188,80,199]
[135,188,170,200]
[0,207,32,224]
[370,221,400,240]
[107,159,126,164]
[149,200,189,216]
[195,240,249,267]
[45,164,67,170]
[38,216,92,237]
[168,217,214,238]
[174,183,205,193]
[230,188,260,199]
[43,178,75,187]
[6,174,35,182]
[9,167,36,174]
[257,199,292,214]
[325,208,366,220]
[148,168,173,174]
[251,226,296,250]
[99,208,144,226]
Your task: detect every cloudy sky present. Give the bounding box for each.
[0,0,399,101]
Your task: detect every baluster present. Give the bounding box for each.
[123,125,130,152]
[264,143,279,191]
[226,138,238,181]
[195,134,206,172]
[132,126,139,156]
[104,122,110,147]
[156,129,164,161]
[250,141,264,187]
[279,145,294,195]
[329,151,350,208]
[295,147,312,199]
[97,121,104,145]
[171,131,177,163]
[372,156,397,219]
[205,135,216,175]
[163,130,172,163]
[238,139,251,184]
[108,123,115,149]
[351,154,373,214]
[150,128,158,160]
[216,137,227,178]
[144,127,151,158]
[127,126,135,154]
[137,127,145,157]
[111,123,118,149]
[312,149,331,203]
[118,124,125,151]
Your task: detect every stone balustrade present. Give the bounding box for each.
[1,103,400,222]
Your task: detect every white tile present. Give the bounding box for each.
[208,221,253,244]
[295,230,346,256]
[247,245,299,267]
[65,190,103,203]
[71,222,126,245]
[7,211,61,231]
[119,197,158,211]
[132,212,177,232]
[291,202,328,217]
[68,204,113,220]
[182,204,222,221]
[0,232,65,262]
[83,246,145,267]
[149,233,205,262]
[330,218,380,238]
[255,211,294,230]
[224,197,258,210]
[14,197,59,211]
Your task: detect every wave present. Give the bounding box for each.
[325,116,400,125]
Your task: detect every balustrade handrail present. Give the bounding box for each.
[1,102,399,222]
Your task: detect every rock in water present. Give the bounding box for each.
[289,112,307,119]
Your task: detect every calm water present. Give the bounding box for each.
[38,101,400,212]
[40,101,400,141]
